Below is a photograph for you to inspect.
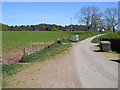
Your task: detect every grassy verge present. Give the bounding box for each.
[20,38,71,62]
[91,32,120,53]
[92,32,120,43]
[67,31,104,41]
[2,38,71,87]
[2,63,25,87]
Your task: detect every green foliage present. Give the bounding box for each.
[2,63,25,87]
[0,23,9,31]
[92,32,120,43]
[2,79,8,87]
[51,28,61,31]
[2,63,24,77]
[7,23,90,31]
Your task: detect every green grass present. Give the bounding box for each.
[108,50,120,54]
[3,31,103,53]
[2,63,24,77]
[92,32,120,43]
[2,63,27,87]
[2,31,70,52]
[66,31,104,41]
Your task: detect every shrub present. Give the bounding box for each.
[51,28,60,31]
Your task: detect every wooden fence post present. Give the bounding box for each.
[23,48,27,56]
[30,40,33,54]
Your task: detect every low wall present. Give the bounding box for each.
[101,38,120,53]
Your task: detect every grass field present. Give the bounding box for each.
[3,31,102,53]
[2,31,70,53]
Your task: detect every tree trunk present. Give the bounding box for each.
[113,26,115,32]
[87,26,90,31]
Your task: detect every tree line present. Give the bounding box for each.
[1,23,88,31]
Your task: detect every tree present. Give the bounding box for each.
[51,28,60,31]
[75,6,102,31]
[104,8,119,32]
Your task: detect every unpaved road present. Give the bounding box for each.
[6,35,118,88]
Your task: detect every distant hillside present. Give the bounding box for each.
[0,23,9,31]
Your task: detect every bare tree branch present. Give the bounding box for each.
[75,6,102,31]
[104,8,118,32]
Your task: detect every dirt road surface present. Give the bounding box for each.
[6,35,118,88]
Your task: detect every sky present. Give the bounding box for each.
[2,2,118,26]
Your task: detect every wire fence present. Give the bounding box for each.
[25,41,54,55]
[3,36,70,64]
[2,41,54,64]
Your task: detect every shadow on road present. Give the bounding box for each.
[93,50,120,64]
[94,50,102,52]
[110,60,120,63]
